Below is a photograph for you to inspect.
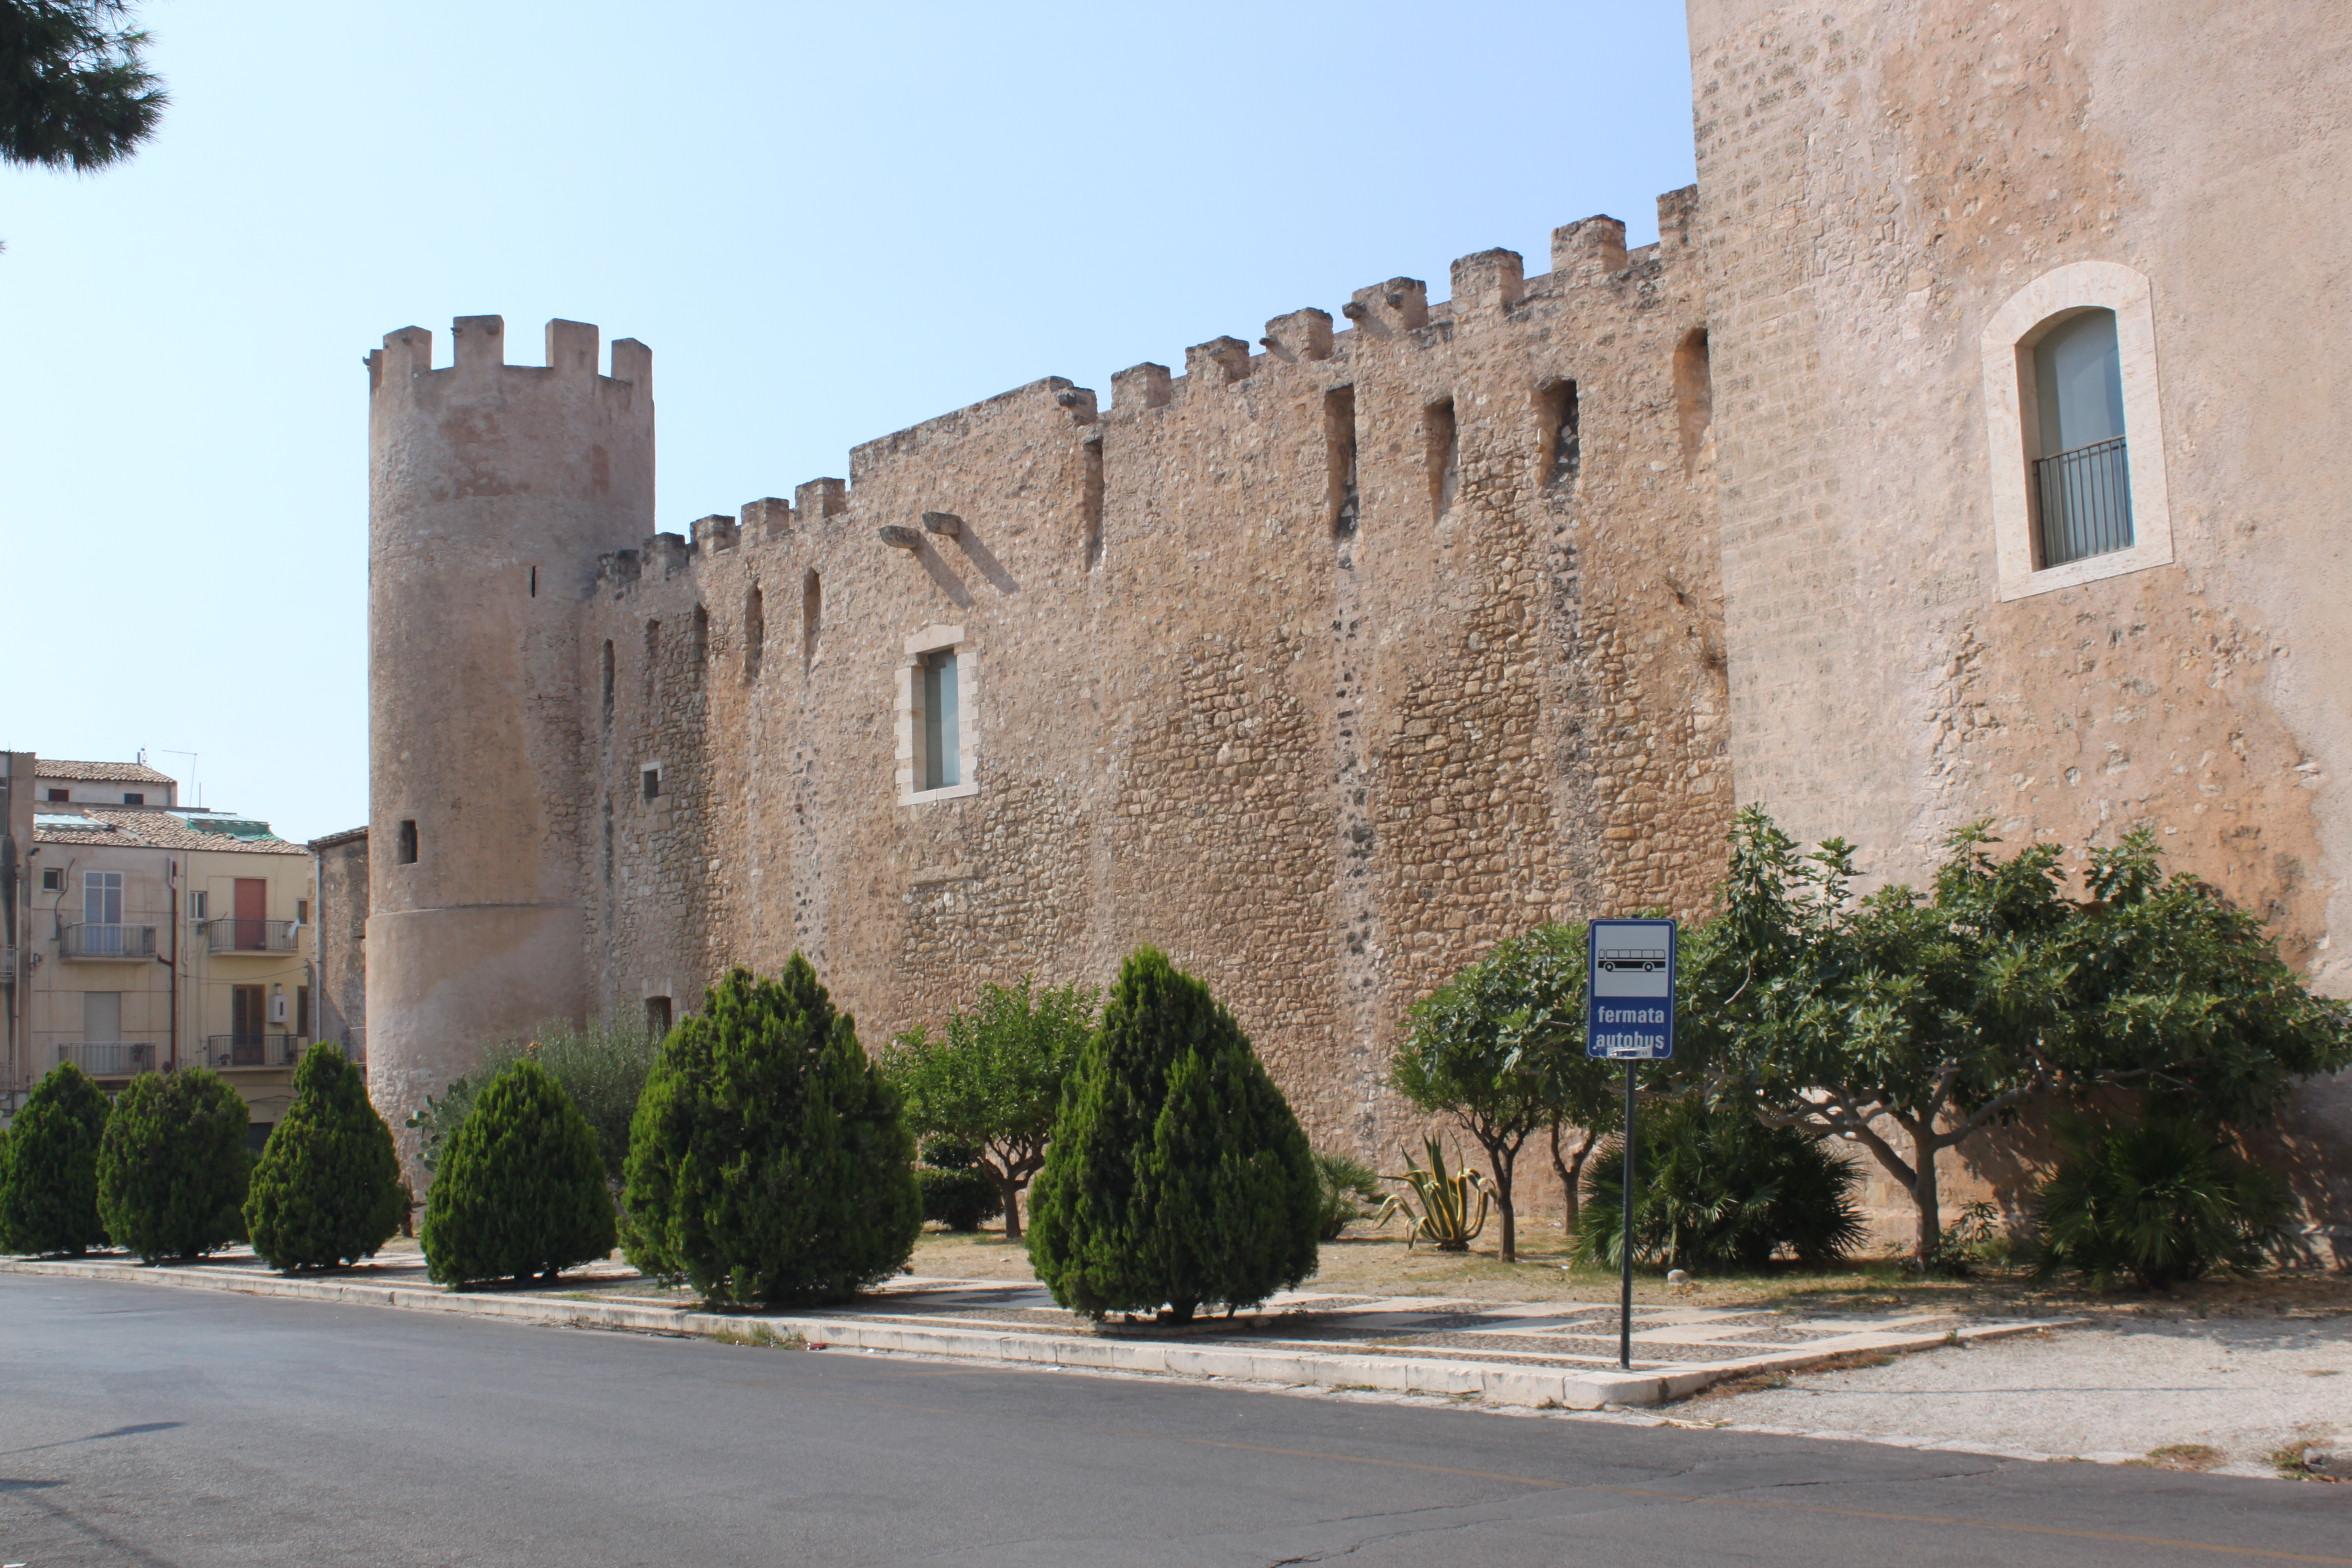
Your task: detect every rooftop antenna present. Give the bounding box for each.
[149,748,200,808]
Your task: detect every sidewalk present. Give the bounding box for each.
[0,1246,2068,1411]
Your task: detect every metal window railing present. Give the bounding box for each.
[2032,435,2133,568]
[57,1041,159,1077]
[205,917,300,954]
[59,922,158,960]
[202,1033,305,1070]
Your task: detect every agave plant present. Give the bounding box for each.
[1372,1135,1494,1252]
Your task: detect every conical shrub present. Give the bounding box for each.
[0,1061,112,1255]
[622,958,920,1306]
[421,1056,614,1287]
[244,1044,407,1271]
[97,1067,252,1263]
[1026,947,1320,1322]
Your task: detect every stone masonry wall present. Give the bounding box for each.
[1688,0,2352,1245]
[576,196,1730,1198]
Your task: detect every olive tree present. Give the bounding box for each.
[883,978,1095,1241]
[1684,810,2351,1263]
[1392,924,1620,1261]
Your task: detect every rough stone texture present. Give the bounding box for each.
[309,828,368,1058]
[367,3,2351,1250]
[367,203,1729,1201]
[1688,0,2352,1243]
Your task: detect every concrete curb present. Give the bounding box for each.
[0,1256,2061,1412]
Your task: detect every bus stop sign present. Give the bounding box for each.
[1586,917,1676,1060]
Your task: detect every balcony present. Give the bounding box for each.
[58,1041,159,1078]
[2032,435,2134,568]
[205,917,300,955]
[59,922,158,960]
[203,1033,304,1070]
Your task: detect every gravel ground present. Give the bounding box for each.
[1682,1315,2352,1478]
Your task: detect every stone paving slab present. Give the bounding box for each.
[0,1248,2073,1411]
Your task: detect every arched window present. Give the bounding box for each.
[2028,308,2130,566]
[1981,262,2174,600]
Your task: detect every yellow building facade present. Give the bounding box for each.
[10,757,318,1141]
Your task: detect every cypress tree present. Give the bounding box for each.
[244,1044,406,1271]
[1027,947,1320,1322]
[421,1057,614,1287]
[622,958,921,1306]
[0,1061,112,1255]
[97,1067,251,1263]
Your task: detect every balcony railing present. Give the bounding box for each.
[205,917,300,955]
[58,1041,159,1077]
[59,922,158,960]
[2033,435,2134,568]
[0,943,14,983]
[203,1033,306,1070]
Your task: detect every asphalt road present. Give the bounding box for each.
[2,1275,2344,1568]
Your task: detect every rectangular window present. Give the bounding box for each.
[41,867,63,893]
[1425,397,1458,518]
[296,985,311,1039]
[645,995,672,1037]
[1538,378,1580,485]
[397,819,418,865]
[45,787,67,803]
[84,870,124,926]
[123,791,144,806]
[1325,387,1359,539]
[921,649,960,791]
[189,890,209,921]
[295,898,310,924]
[84,990,121,1045]
[641,764,662,801]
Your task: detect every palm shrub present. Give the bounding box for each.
[1312,1149,1381,1241]
[421,1057,615,1286]
[622,959,920,1305]
[97,1067,251,1263]
[1026,947,1320,1323]
[0,1061,112,1255]
[1578,1094,1865,1272]
[2035,1116,2292,1290]
[244,1044,406,1271]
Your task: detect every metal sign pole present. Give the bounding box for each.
[1619,1058,1636,1370]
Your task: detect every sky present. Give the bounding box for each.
[0,1,1698,843]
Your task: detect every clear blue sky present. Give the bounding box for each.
[0,1,1697,843]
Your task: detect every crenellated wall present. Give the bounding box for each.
[538,192,1728,1185]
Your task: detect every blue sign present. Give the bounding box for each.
[1586,918,1676,1061]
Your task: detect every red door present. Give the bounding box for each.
[234,878,266,951]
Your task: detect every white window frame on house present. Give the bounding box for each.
[1981,260,2175,601]
[897,623,977,805]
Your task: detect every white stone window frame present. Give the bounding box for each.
[897,623,977,805]
[1982,260,2175,601]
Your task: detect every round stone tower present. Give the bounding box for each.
[365,315,654,1179]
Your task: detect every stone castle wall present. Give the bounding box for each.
[1687,0,2352,1238]
[573,193,1729,1176]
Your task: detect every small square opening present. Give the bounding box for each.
[397,819,419,865]
[641,765,663,801]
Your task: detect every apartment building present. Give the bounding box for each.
[3,754,320,1142]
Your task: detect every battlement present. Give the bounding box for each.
[576,188,1703,603]
[365,316,652,401]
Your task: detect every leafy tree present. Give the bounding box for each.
[1577,1093,1865,1272]
[1391,924,1620,1260]
[1684,810,2351,1263]
[243,1044,406,1271]
[2035,1115,2293,1290]
[0,1060,110,1254]
[1027,947,1320,1323]
[96,1067,249,1262]
[420,1057,615,1287]
[622,959,920,1306]
[0,1,167,172]
[882,978,1095,1240]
